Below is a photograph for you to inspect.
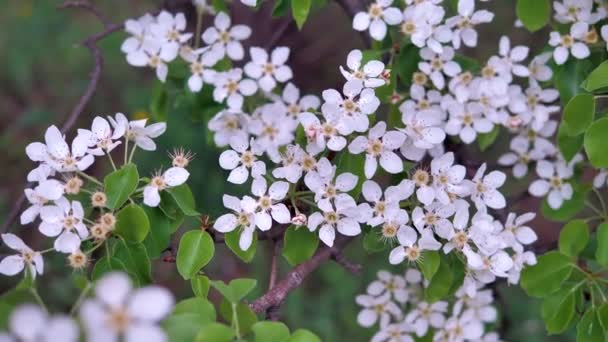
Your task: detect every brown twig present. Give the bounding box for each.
[1,1,122,234]
[268,239,282,290]
[249,236,352,313]
[331,249,362,274]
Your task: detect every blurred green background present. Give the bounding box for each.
[0,0,574,341]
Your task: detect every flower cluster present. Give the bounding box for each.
[0,272,174,342]
[356,269,501,342]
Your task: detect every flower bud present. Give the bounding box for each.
[65,176,83,195]
[291,213,307,226]
[170,148,194,168]
[90,223,110,241]
[91,191,107,208]
[99,213,117,230]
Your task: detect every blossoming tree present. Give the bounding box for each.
[1,0,608,341]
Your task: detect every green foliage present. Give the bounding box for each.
[283,226,319,265]
[143,206,172,258]
[92,256,129,281]
[562,94,595,136]
[584,117,608,168]
[557,123,584,162]
[541,183,590,222]
[113,239,153,285]
[520,251,573,297]
[540,285,578,334]
[418,251,440,281]
[596,223,608,267]
[292,0,311,29]
[225,229,258,262]
[555,60,593,105]
[192,275,211,298]
[114,203,150,243]
[104,163,139,210]
[424,255,453,302]
[516,0,550,32]
[166,184,200,216]
[335,152,366,199]
[287,329,322,342]
[252,321,291,342]
[558,220,589,257]
[219,300,258,335]
[211,278,257,303]
[177,230,215,279]
[577,308,605,342]
[477,126,500,151]
[584,60,608,92]
[173,297,217,322]
[362,229,388,253]
[196,323,235,342]
[395,44,421,87]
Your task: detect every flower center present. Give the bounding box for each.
[324,211,339,224]
[413,169,430,186]
[368,4,383,19]
[62,215,77,230]
[561,35,574,48]
[453,231,468,248]
[481,66,495,79]
[431,58,443,70]
[302,156,316,171]
[219,31,231,43]
[238,212,251,226]
[550,176,562,188]
[343,99,357,113]
[148,55,160,67]
[259,196,272,210]
[401,21,416,35]
[107,309,131,333]
[190,62,204,75]
[226,80,239,94]
[405,246,421,261]
[167,29,180,41]
[413,72,428,85]
[382,223,398,238]
[325,184,337,199]
[458,17,472,29]
[462,113,474,125]
[152,176,166,189]
[585,29,598,44]
[287,104,301,116]
[367,139,383,156]
[263,63,275,74]
[322,123,336,136]
[241,151,256,167]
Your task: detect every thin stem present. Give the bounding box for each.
[30,287,48,313]
[585,200,604,217]
[40,247,56,254]
[232,302,241,339]
[299,198,318,209]
[194,8,204,49]
[77,171,103,186]
[128,144,138,163]
[107,152,117,171]
[70,282,92,316]
[124,138,129,165]
[593,188,607,216]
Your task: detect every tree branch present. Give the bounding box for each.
[249,236,352,313]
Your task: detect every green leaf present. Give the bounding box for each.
[150,81,169,122]
[114,204,150,243]
[541,183,589,222]
[91,256,129,281]
[555,59,593,106]
[335,152,365,199]
[225,229,257,263]
[454,54,481,73]
[558,219,589,257]
[143,206,172,259]
[584,117,608,168]
[219,300,258,335]
[192,275,211,298]
[282,226,319,265]
[252,321,290,342]
[103,164,139,210]
[477,126,500,151]
[520,251,574,297]
[562,94,595,136]
[292,0,311,29]
[541,285,578,334]
[595,222,608,266]
[272,0,290,17]
[176,230,215,280]
[195,323,235,342]
[287,329,322,342]
[516,0,550,32]
[211,278,257,303]
[395,44,421,87]
[362,229,387,253]
[113,239,152,285]
[163,314,207,342]
[173,297,216,322]
[424,256,453,302]
[557,123,584,162]
[418,251,440,281]
[577,308,605,342]
[598,304,608,331]
[584,60,608,92]
[167,184,200,217]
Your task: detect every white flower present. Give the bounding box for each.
[400,85,443,117]
[213,195,258,250]
[250,177,291,229]
[273,83,320,120]
[108,113,167,151]
[248,103,297,152]
[594,169,608,189]
[498,36,529,77]
[405,301,447,337]
[603,25,608,50]
[477,56,511,97]
[244,47,293,92]
[352,0,403,41]
[465,163,506,210]
[39,198,88,253]
[340,49,386,88]
[121,14,156,56]
[371,323,414,342]
[212,68,258,110]
[418,47,461,90]
[499,212,537,252]
[440,315,484,341]
[0,304,78,342]
[348,122,406,179]
[445,101,493,144]
[508,250,537,284]
[78,117,125,156]
[26,125,94,173]
[307,194,362,247]
[388,226,442,264]
[125,44,174,82]
[446,0,494,49]
[428,152,468,204]
[143,167,190,207]
[400,2,451,53]
[367,271,409,303]
[411,203,456,239]
[20,180,65,225]
[497,137,543,179]
[185,46,222,92]
[528,52,553,83]
[202,12,251,61]
[305,165,358,209]
[528,159,574,209]
[509,84,560,132]
[399,110,446,161]
[299,111,349,151]
[553,0,595,23]
[271,144,315,183]
[322,80,380,132]
[549,22,591,65]
[356,293,402,328]
[360,180,413,226]
[80,272,174,342]
[0,234,43,278]
[219,136,266,184]
[149,11,192,61]
[192,0,216,14]
[208,110,249,147]
[240,0,257,6]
